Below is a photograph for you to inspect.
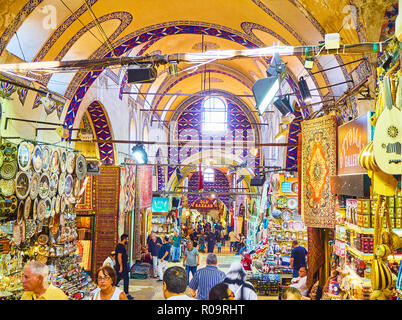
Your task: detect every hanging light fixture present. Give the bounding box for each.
[298,76,312,103]
[131,144,148,164]
[253,53,287,115]
[273,96,294,116]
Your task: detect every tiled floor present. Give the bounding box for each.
[125,244,278,300]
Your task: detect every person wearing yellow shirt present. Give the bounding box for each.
[20,261,69,300]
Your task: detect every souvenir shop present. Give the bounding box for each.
[0,140,96,300]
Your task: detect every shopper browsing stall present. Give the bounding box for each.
[290,240,308,278]
[157,236,171,281]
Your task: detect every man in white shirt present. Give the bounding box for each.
[102,251,116,269]
[289,266,308,296]
[163,266,196,300]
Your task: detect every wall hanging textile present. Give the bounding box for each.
[301,115,337,228]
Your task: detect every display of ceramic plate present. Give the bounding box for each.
[271,209,282,219]
[33,198,38,221]
[58,172,65,195]
[49,172,58,197]
[73,177,80,198]
[15,171,30,200]
[282,210,292,221]
[292,182,298,194]
[0,195,18,219]
[60,195,66,213]
[2,143,17,162]
[17,142,31,171]
[55,195,60,214]
[66,152,75,174]
[41,146,51,172]
[287,220,295,230]
[276,195,288,208]
[51,197,56,217]
[44,198,51,219]
[60,150,67,173]
[25,219,36,239]
[39,173,50,199]
[16,201,24,225]
[12,223,21,246]
[0,179,15,197]
[29,172,40,199]
[37,199,46,221]
[286,197,298,210]
[75,154,87,180]
[50,149,59,172]
[0,161,17,180]
[32,145,43,173]
[24,197,31,220]
[282,221,289,230]
[64,174,73,196]
[37,234,49,245]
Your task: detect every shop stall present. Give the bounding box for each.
[0,140,95,300]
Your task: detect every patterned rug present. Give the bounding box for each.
[301,115,337,228]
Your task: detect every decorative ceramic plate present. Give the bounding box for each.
[286,197,298,210]
[294,221,304,231]
[75,154,87,180]
[73,177,80,198]
[50,149,59,172]
[49,172,58,197]
[44,197,51,218]
[24,196,31,220]
[37,199,46,221]
[17,142,31,171]
[16,201,24,225]
[32,145,43,173]
[51,197,56,217]
[39,173,50,199]
[15,171,30,200]
[2,143,17,162]
[287,220,295,230]
[0,179,15,197]
[60,195,66,213]
[276,195,288,209]
[41,146,51,172]
[64,174,73,196]
[0,161,17,180]
[0,149,4,169]
[38,234,49,245]
[25,219,36,239]
[60,150,67,173]
[29,172,40,199]
[33,198,38,221]
[271,209,281,219]
[55,195,60,214]
[282,210,292,221]
[66,152,75,174]
[12,223,21,246]
[58,172,65,195]
[282,221,289,230]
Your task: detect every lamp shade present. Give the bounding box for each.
[298,76,311,103]
[131,144,148,164]
[253,76,280,115]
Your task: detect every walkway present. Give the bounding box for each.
[125,244,278,300]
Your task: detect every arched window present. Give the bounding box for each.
[202,97,226,132]
[204,168,215,183]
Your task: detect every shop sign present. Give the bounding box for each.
[152,197,169,212]
[190,198,217,210]
[338,111,374,175]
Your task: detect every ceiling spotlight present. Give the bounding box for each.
[298,76,312,103]
[253,53,287,115]
[273,96,294,116]
[127,65,157,84]
[131,144,148,164]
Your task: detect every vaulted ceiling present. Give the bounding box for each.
[0,0,397,128]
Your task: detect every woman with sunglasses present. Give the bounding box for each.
[92,266,128,300]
